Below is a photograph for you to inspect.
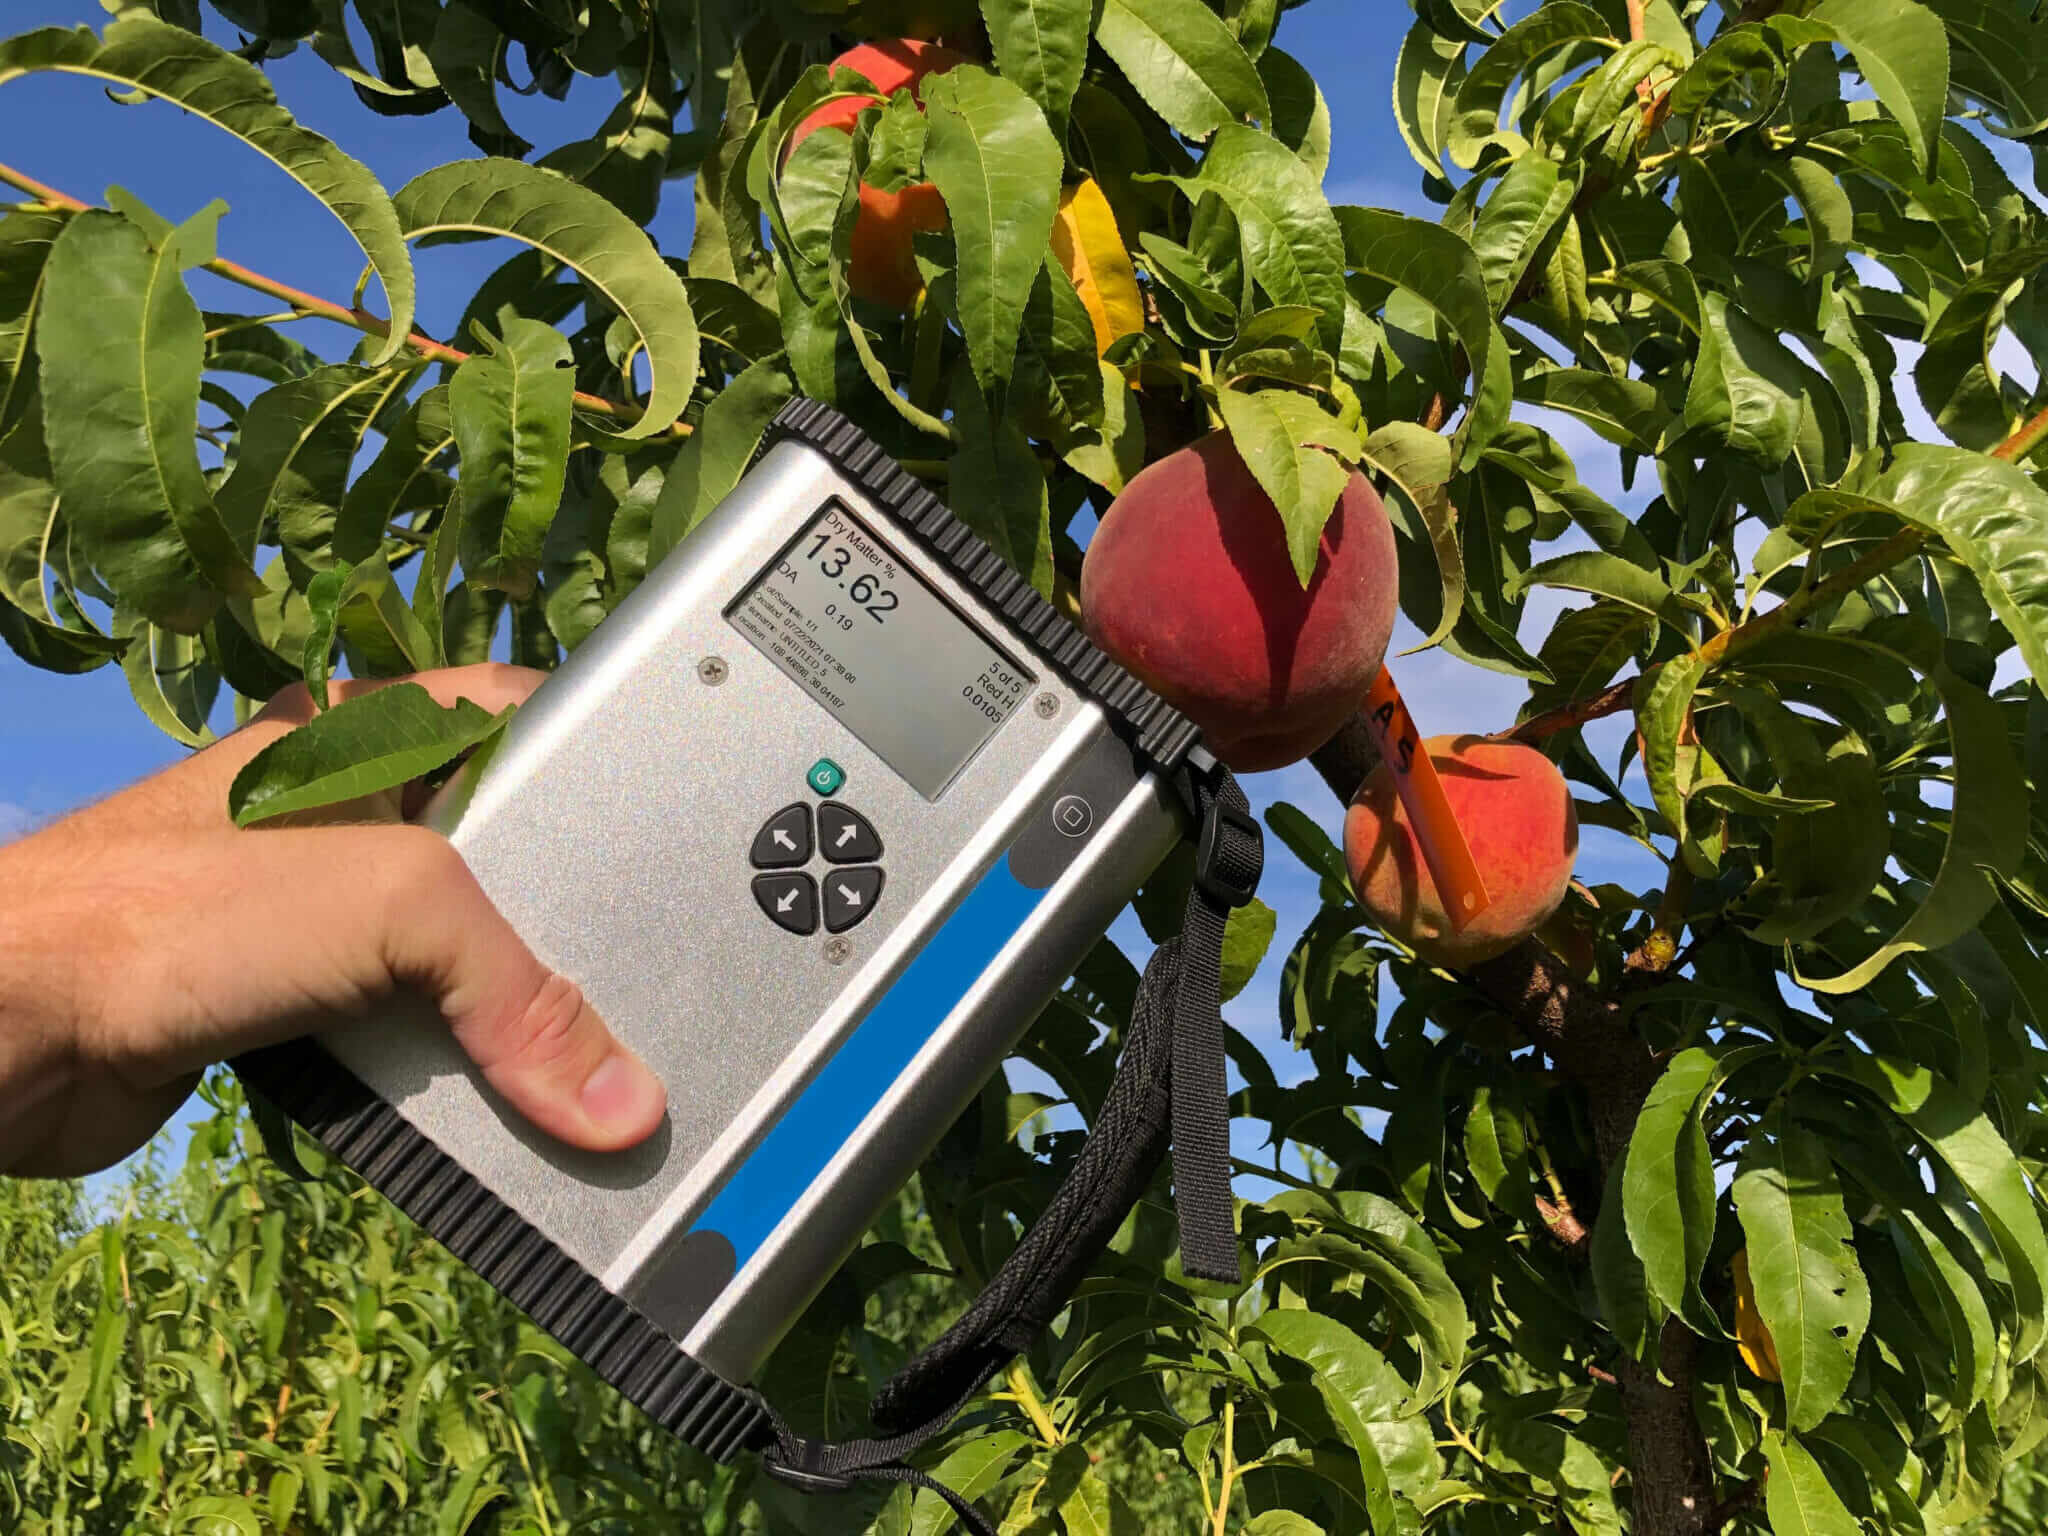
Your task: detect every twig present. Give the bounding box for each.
[1511,679,1635,744]
[1710,1477,1764,1530]
[1003,1361,1063,1448]
[0,158,686,437]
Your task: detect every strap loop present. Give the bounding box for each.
[1195,798,1263,908]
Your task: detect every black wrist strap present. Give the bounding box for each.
[758,767,1263,1530]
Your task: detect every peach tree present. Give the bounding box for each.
[3,1,2048,1533]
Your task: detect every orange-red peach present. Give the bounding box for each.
[1079,431,1399,772]
[1345,734,1579,967]
[786,39,967,310]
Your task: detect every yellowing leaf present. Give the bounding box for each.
[1050,178,1144,356]
[1732,1247,1782,1382]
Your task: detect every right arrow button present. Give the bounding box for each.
[817,803,882,864]
[823,866,885,933]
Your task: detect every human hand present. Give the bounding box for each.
[0,664,668,1177]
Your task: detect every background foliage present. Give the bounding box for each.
[9,0,2048,1533]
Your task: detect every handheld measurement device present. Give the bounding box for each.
[237,400,1217,1461]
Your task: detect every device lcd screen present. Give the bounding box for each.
[726,499,1036,799]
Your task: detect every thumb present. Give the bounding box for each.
[366,826,669,1151]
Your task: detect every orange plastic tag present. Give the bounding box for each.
[1360,668,1492,930]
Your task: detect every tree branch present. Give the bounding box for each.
[0,158,684,436]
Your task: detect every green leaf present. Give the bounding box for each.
[911,1430,1032,1536]
[1820,1054,2048,1362]
[1218,386,1352,586]
[1808,0,1950,173]
[1359,420,1462,652]
[649,358,793,566]
[1093,0,1270,140]
[1057,1465,1114,1536]
[1682,293,1806,467]
[228,682,513,825]
[1334,207,1501,463]
[1243,1515,1325,1536]
[948,373,1054,595]
[1592,1156,1659,1361]
[1265,799,1352,891]
[1447,2,1612,169]
[1846,445,2048,697]
[1624,1044,1764,1326]
[1012,257,1104,445]
[1469,153,1577,314]
[395,157,697,437]
[1891,1206,1994,1419]
[432,1453,505,1536]
[219,363,417,586]
[1732,1112,1870,1431]
[920,67,1065,395]
[1463,1079,1529,1214]
[1264,1188,1469,1409]
[38,211,259,633]
[174,1494,264,1536]
[536,29,674,226]
[0,210,63,442]
[1515,368,1668,454]
[1761,1431,1860,1536]
[979,0,1090,139]
[1258,46,1331,181]
[426,0,530,157]
[1221,897,1277,1003]
[0,418,125,674]
[450,317,575,598]
[1511,551,1691,630]
[1159,127,1349,359]
[1634,649,1712,873]
[1391,20,1465,184]
[0,17,414,360]
[1722,685,1889,945]
[334,383,454,564]
[1793,650,2023,992]
[1243,1311,1400,1533]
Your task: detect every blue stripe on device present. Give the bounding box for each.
[688,860,1043,1266]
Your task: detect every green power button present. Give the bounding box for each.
[807,758,846,796]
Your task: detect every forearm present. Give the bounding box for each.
[0,848,83,1175]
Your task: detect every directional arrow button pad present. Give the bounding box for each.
[822,866,885,934]
[750,803,813,869]
[753,872,819,935]
[818,803,882,864]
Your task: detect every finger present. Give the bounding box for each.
[93,824,666,1154]
[369,826,668,1151]
[83,665,551,837]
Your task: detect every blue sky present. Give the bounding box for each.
[0,1,1668,1192]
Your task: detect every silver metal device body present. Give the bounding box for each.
[316,439,1184,1382]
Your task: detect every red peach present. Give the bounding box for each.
[786,39,968,310]
[1346,735,1580,968]
[1080,432,1399,772]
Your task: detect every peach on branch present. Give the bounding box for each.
[785,39,968,310]
[1345,734,1579,968]
[1079,431,1399,772]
